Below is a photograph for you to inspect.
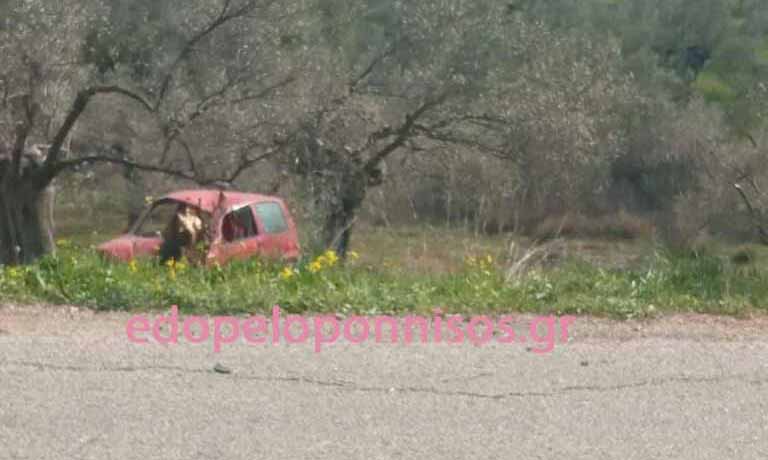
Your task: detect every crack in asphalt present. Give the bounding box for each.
[3,359,767,400]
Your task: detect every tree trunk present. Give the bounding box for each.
[40,183,56,253]
[124,166,146,230]
[323,204,356,259]
[321,176,366,260]
[294,127,379,260]
[0,181,52,265]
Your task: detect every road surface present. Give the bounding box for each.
[1,304,767,459]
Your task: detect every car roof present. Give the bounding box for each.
[158,189,281,213]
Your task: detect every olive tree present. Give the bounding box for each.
[0,0,300,265]
[282,0,641,256]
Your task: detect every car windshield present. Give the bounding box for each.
[133,201,180,238]
[133,201,210,239]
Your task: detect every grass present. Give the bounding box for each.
[1,234,768,319]
[692,71,738,104]
[26,212,768,317]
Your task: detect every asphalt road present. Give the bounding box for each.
[1,304,767,459]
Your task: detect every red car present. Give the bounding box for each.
[97,190,301,265]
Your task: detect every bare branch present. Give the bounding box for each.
[413,124,506,156]
[42,85,154,181]
[363,91,452,172]
[176,138,199,179]
[154,0,274,108]
[54,139,286,187]
[225,142,289,184]
[349,41,400,94]
[226,75,296,105]
[159,75,294,165]
[53,155,199,184]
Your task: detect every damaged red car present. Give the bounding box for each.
[97,190,300,265]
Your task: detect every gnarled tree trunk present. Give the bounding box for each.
[0,148,55,265]
[321,172,367,259]
[293,127,375,260]
[0,178,52,265]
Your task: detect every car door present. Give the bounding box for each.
[252,201,299,260]
[214,204,262,264]
[128,200,177,258]
[130,236,163,258]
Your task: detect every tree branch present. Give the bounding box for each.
[413,123,507,156]
[41,86,153,183]
[159,75,294,165]
[349,40,400,94]
[363,91,451,173]
[9,59,42,179]
[53,155,199,183]
[224,137,293,183]
[10,121,31,179]
[53,139,284,187]
[154,0,273,108]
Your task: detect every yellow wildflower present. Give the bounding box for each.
[323,250,339,267]
[7,267,21,279]
[309,261,323,273]
[280,266,296,280]
[175,259,189,273]
[165,258,177,280]
[349,251,360,260]
[128,260,138,273]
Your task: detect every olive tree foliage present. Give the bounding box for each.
[617,85,768,248]
[282,0,645,256]
[518,0,768,127]
[474,21,645,225]
[0,0,303,265]
[364,13,651,233]
[0,0,99,264]
[282,0,495,256]
[712,82,768,245]
[73,0,304,184]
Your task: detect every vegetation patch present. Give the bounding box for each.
[1,241,766,319]
[692,71,738,103]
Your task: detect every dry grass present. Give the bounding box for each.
[348,224,660,273]
[531,211,656,241]
[349,224,510,273]
[57,206,768,277]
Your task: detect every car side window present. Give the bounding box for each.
[221,206,258,242]
[254,202,289,234]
